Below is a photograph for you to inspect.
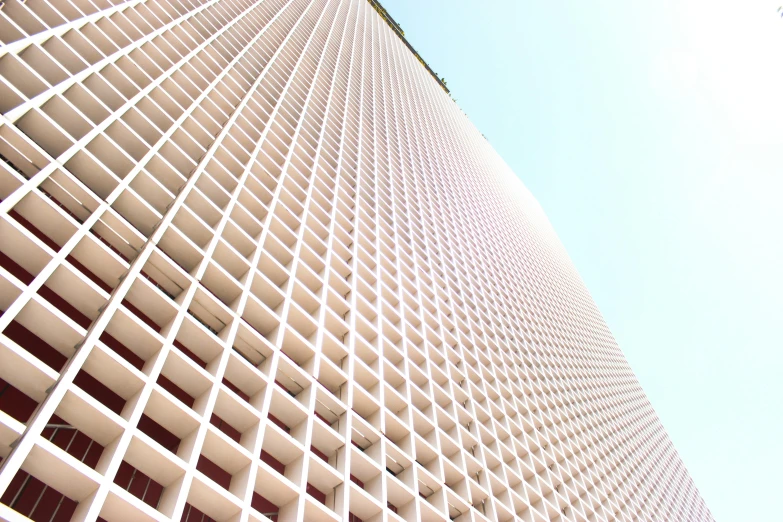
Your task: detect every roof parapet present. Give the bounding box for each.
[366,0,451,95]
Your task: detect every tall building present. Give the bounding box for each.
[0,0,711,521]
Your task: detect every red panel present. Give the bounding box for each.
[114,460,163,508]
[349,474,364,489]
[73,369,126,415]
[260,449,286,475]
[182,504,217,522]
[311,444,329,462]
[0,471,77,521]
[0,250,34,284]
[0,378,38,423]
[100,331,145,370]
[267,412,290,433]
[42,418,104,470]
[222,376,250,402]
[137,413,181,453]
[157,374,195,408]
[210,413,241,443]
[173,339,207,368]
[306,482,326,505]
[9,209,60,252]
[38,285,91,328]
[3,319,67,371]
[66,254,112,293]
[121,298,162,333]
[197,454,232,490]
[251,491,279,516]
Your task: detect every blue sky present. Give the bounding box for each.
[383,0,783,520]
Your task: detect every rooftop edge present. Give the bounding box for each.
[366,0,451,95]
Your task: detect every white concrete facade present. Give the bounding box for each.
[0,0,711,521]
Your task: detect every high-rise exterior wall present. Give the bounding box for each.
[0,0,711,521]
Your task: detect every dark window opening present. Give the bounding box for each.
[3,319,67,371]
[42,415,104,469]
[173,339,206,369]
[259,450,286,476]
[0,378,39,423]
[306,482,326,505]
[122,298,162,333]
[73,369,126,415]
[157,374,195,408]
[0,470,78,521]
[251,492,279,520]
[113,460,163,509]
[8,209,60,252]
[196,455,232,490]
[0,250,34,284]
[267,413,290,433]
[221,377,250,402]
[137,414,181,454]
[310,445,328,462]
[210,413,241,443]
[349,474,364,489]
[100,331,145,370]
[181,503,216,522]
[67,254,112,293]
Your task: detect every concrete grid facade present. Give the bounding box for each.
[0,0,712,521]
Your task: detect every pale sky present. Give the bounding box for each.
[384,0,783,520]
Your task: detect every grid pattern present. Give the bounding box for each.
[0,0,712,521]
